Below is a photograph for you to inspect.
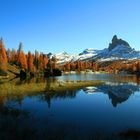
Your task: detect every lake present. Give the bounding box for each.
[0,74,140,140]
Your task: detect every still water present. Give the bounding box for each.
[0,74,140,140]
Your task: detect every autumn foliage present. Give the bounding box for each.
[0,38,140,77]
[0,39,50,76]
[27,51,35,72]
[0,39,8,71]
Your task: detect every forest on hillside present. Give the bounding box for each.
[0,38,140,79]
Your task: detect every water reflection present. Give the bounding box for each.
[118,129,140,139]
[41,90,78,108]
[0,74,140,109]
[0,105,37,140]
[58,74,140,85]
[82,82,140,107]
[99,83,139,107]
[0,74,140,139]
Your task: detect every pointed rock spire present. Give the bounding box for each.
[108,35,131,51]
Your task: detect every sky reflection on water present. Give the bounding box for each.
[0,74,140,139]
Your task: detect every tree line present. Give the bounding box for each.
[0,38,140,77]
[0,39,57,77]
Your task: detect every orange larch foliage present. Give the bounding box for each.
[70,62,76,70]
[17,43,27,70]
[0,39,8,71]
[7,48,12,63]
[11,49,17,64]
[34,50,39,70]
[64,62,70,71]
[138,61,140,72]
[76,61,81,71]
[43,54,48,69]
[39,53,44,71]
[51,56,57,69]
[132,63,137,73]
[21,51,27,70]
[27,51,35,72]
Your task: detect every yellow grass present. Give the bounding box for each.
[0,80,104,96]
[49,80,104,92]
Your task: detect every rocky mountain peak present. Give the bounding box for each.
[108,35,132,51]
[55,35,140,64]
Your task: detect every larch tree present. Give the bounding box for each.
[39,53,44,71]
[132,63,137,73]
[70,62,76,71]
[11,49,17,64]
[21,51,27,70]
[7,48,12,63]
[0,38,8,71]
[65,62,70,71]
[43,54,48,69]
[34,50,39,70]
[17,43,27,70]
[27,51,35,72]
[84,61,88,70]
[138,60,140,72]
[76,61,81,71]
[51,56,57,69]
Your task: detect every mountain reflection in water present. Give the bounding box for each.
[0,74,140,139]
[83,82,140,107]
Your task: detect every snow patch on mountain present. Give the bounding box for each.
[54,36,140,64]
[78,48,100,60]
[55,48,100,63]
[79,48,99,55]
[98,45,139,59]
[54,52,75,64]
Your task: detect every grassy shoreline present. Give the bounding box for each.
[0,80,104,96]
[48,80,104,92]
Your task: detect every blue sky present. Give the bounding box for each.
[0,0,140,54]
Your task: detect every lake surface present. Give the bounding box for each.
[0,74,140,140]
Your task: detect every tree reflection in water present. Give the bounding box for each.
[0,74,140,139]
[41,90,78,108]
[0,105,38,140]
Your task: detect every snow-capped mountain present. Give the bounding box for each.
[97,35,140,60]
[54,52,75,64]
[54,35,140,64]
[79,48,100,55]
[55,49,99,64]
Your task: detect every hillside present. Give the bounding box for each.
[0,64,20,80]
[0,35,140,79]
[7,64,20,77]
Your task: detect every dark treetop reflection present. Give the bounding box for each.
[0,74,140,140]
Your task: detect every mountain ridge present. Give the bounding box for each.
[54,35,140,64]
